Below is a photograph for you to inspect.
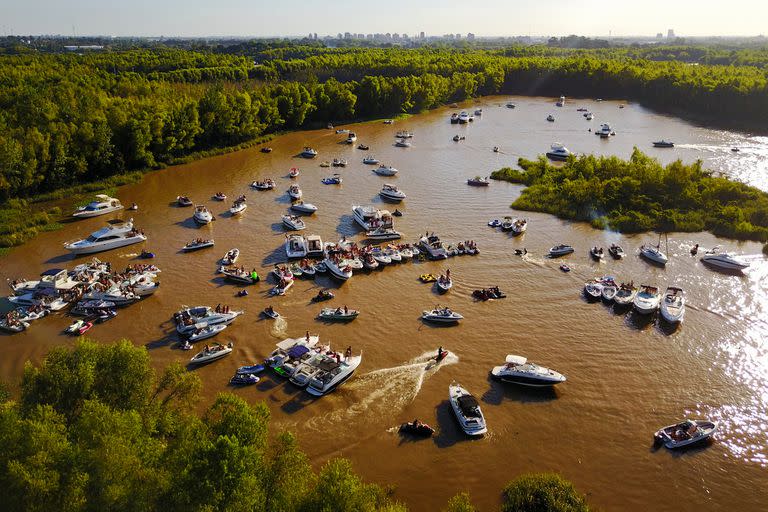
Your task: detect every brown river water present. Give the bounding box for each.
[2,96,767,511]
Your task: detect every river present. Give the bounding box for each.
[1,96,767,511]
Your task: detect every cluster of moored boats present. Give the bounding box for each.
[583,277,686,324]
[4,259,159,334]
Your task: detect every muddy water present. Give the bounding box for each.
[1,96,767,511]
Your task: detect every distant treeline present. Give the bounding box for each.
[491,149,768,242]
[1,43,767,211]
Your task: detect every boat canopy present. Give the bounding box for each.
[505,355,527,365]
[40,268,65,276]
[457,395,480,417]
[287,345,310,359]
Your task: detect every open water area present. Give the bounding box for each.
[1,96,767,511]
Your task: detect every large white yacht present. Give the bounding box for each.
[72,195,123,218]
[285,234,308,259]
[374,165,398,176]
[300,147,318,158]
[545,143,572,161]
[352,205,393,231]
[379,184,406,202]
[598,123,613,138]
[490,355,566,387]
[700,250,750,271]
[266,335,321,378]
[174,306,243,334]
[306,352,362,396]
[65,219,146,255]
[449,382,487,436]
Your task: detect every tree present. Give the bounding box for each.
[501,473,590,512]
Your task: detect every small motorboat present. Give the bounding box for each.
[559,264,571,272]
[236,363,265,375]
[490,355,566,387]
[654,419,717,449]
[660,286,685,324]
[419,274,437,283]
[393,209,403,217]
[236,290,248,297]
[383,119,394,124]
[608,244,625,259]
[331,158,347,167]
[288,185,302,200]
[182,239,215,252]
[422,307,463,324]
[322,174,343,185]
[365,227,402,241]
[229,200,247,215]
[362,156,380,165]
[584,280,604,300]
[251,179,276,190]
[374,165,398,176]
[731,147,740,152]
[633,285,661,314]
[300,147,317,158]
[379,184,406,202]
[601,279,618,301]
[261,147,272,153]
[467,176,490,186]
[290,202,317,214]
[488,219,502,228]
[213,192,227,201]
[653,140,675,148]
[474,108,483,116]
[399,421,435,437]
[221,248,240,266]
[395,138,411,148]
[472,287,506,300]
[282,215,306,230]
[219,266,260,284]
[128,203,138,211]
[1,318,30,333]
[396,130,414,139]
[357,144,370,150]
[501,217,514,231]
[193,205,213,224]
[230,373,260,386]
[317,307,360,322]
[511,218,527,235]
[436,275,452,293]
[312,289,335,302]
[189,323,228,342]
[449,382,487,436]
[613,283,638,306]
[589,247,605,261]
[506,102,515,109]
[345,132,357,144]
[546,114,555,122]
[493,146,499,153]
[319,161,331,167]
[549,244,574,257]
[190,342,233,365]
[139,250,155,259]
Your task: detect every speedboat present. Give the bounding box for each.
[653,140,675,148]
[236,363,265,375]
[189,342,233,365]
[318,307,359,321]
[395,138,411,147]
[608,244,625,259]
[362,156,380,165]
[379,184,406,202]
[418,235,448,260]
[436,275,452,293]
[601,279,618,301]
[290,351,330,387]
[374,165,398,176]
[449,382,487,436]
[422,307,463,324]
[545,143,571,161]
[511,218,527,235]
[399,421,435,437]
[549,244,574,257]
[488,219,502,228]
[324,257,353,281]
[613,284,638,306]
[321,174,342,185]
[585,112,594,120]
[182,239,214,252]
[282,215,306,231]
[506,102,516,109]
[450,113,459,124]
[458,111,470,124]
[270,278,294,296]
[219,266,259,284]
[188,324,227,342]
[654,419,717,449]
[285,235,308,259]
[345,132,357,143]
[502,216,515,231]
[700,250,750,271]
[474,108,483,116]
[370,247,391,265]
[174,306,242,334]
[289,167,300,178]
[229,200,247,215]
[306,352,363,396]
[640,244,668,266]
[71,300,116,317]
[221,248,240,266]
[366,227,402,241]
[212,192,226,201]
[267,336,320,377]
[590,247,605,260]
[230,373,260,386]
[633,285,661,314]
[288,185,302,200]
[290,202,318,214]
[352,205,393,231]
[177,196,193,207]
[660,286,685,324]
[72,195,123,218]
[556,95,565,107]
[300,147,318,158]
[490,355,566,387]
[357,144,370,150]
[396,130,414,138]
[584,280,603,300]
[65,219,146,255]
[305,234,324,258]
[193,205,213,224]
[384,246,401,262]
[597,123,612,138]
[251,178,276,190]
[546,114,555,122]
[311,289,335,302]
[467,176,490,186]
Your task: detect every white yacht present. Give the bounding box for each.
[345,132,357,143]
[285,235,308,259]
[290,202,317,214]
[640,244,668,266]
[193,205,213,224]
[491,355,566,387]
[306,352,362,396]
[306,234,324,258]
[458,111,470,124]
[654,419,717,449]
[300,147,318,158]
[362,156,380,165]
[700,250,750,271]
[72,195,123,218]
[418,234,448,260]
[374,165,398,176]
[449,382,487,436]
[289,351,328,387]
[395,138,411,147]
[352,205,393,231]
[379,184,406,202]
[288,185,302,200]
[65,219,146,255]
[282,215,306,231]
[189,342,233,365]
[585,112,594,120]
[366,227,402,241]
[633,285,661,315]
[545,143,572,161]
[660,286,685,324]
[266,335,320,377]
[422,307,463,323]
[323,257,353,281]
[174,306,243,334]
[548,244,574,257]
[598,123,612,138]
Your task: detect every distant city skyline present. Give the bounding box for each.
[3,0,767,38]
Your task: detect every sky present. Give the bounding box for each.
[3,0,767,38]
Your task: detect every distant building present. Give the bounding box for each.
[455,33,461,39]
[63,45,104,51]
[667,29,675,38]
[656,33,663,39]
[420,31,425,39]
[467,32,475,40]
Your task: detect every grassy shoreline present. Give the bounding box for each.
[491,149,768,244]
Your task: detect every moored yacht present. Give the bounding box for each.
[449,382,487,436]
[282,215,306,231]
[352,205,393,231]
[285,234,308,259]
[545,143,572,161]
[72,195,123,218]
[305,234,324,258]
[374,165,398,176]
[193,205,213,224]
[418,234,448,260]
[379,184,406,202]
[306,351,362,396]
[300,147,318,158]
[700,250,750,271]
[640,244,668,266]
[458,111,470,124]
[598,123,612,138]
[490,355,566,387]
[174,306,243,334]
[633,285,661,314]
[660,286,686,324]
[65,219,146,255]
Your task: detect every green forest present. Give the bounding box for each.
[1,42,767,247]
[0,339,590,512]
[491,149,768,241]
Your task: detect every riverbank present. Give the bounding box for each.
[491,150,768,243]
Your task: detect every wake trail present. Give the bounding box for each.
[270,317,288,338]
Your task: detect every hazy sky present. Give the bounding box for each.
[3,0,767,38]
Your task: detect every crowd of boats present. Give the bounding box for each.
[3,259,159,334]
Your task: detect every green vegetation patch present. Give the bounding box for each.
[491,149,768,241]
